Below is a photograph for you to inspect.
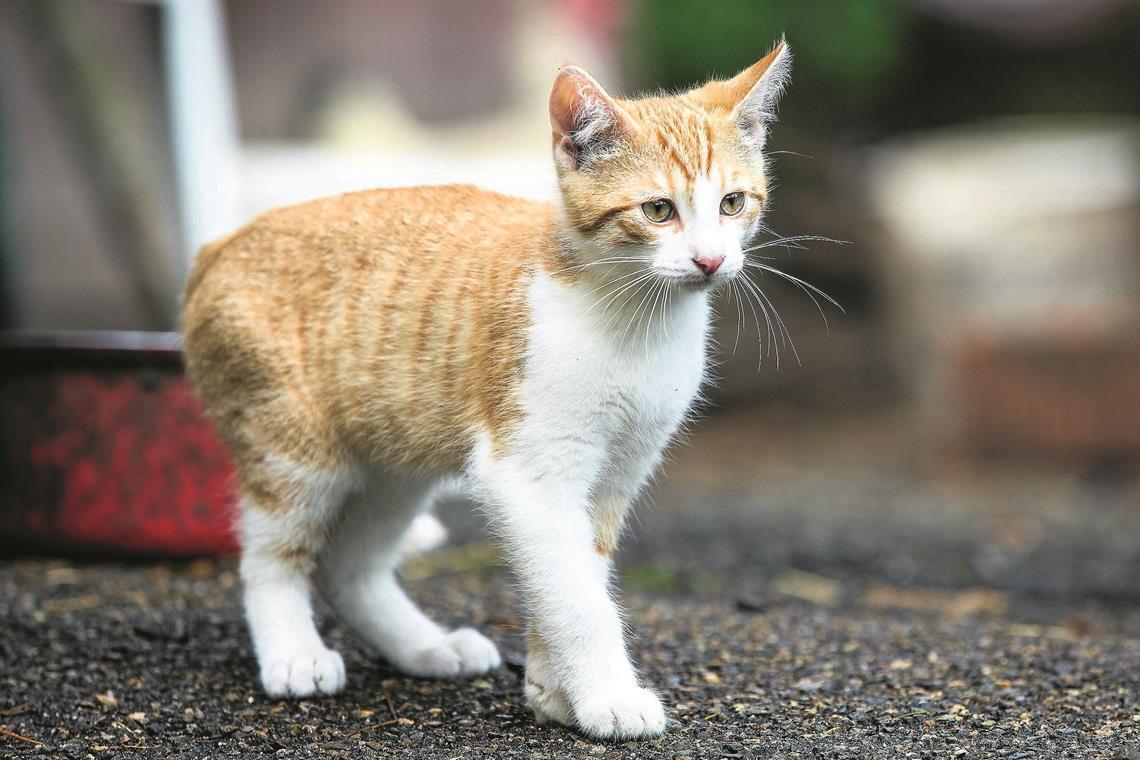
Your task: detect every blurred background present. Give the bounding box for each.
[1,1,1138,628]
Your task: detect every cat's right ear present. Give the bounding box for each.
[549,66,638,170]
[692,38,791,152]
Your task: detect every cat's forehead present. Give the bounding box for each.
[618,96,756,187]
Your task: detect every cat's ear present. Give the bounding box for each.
[696,38,791,151]
[549,65,638,170]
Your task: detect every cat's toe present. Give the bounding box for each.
[572,686,667,741]
[261,648,346,698]
[446,627,502,675]
[401,628,501,679]
[526,677,573,726]
[397,514,448,557]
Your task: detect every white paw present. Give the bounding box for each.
[397,514,448,557]
[400,628,501,679]
[260,647,346,698]
[572,686,667,741]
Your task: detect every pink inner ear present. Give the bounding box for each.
[730,42,787,105]
[691,41,788,114]
[549,66,637,142]
[549,69,589,139]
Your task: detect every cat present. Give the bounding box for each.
[181,39,791,741]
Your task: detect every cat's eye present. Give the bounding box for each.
[720,192,745,216]
[641,199,674,224]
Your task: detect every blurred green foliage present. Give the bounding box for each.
[624,0,905,118]
[624,0,1140,135]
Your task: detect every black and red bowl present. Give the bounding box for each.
[0,331,237,556]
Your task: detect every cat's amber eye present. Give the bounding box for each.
[641,199,675,224]
[720,192,745,216]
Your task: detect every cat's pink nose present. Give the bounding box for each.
[692,255,725,276]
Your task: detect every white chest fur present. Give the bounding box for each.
[512,270,709,489]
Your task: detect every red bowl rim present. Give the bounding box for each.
[0,330,183,369]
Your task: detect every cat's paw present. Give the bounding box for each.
[526,676,573,726]
[572,686,667,741]
[261,647,346,698]
[401,628,501,679]
[397,514,448,557]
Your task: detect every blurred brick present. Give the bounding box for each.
[954,330,1140,461]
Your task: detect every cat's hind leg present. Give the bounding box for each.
[318,477,501,679]
[238,463,359,698]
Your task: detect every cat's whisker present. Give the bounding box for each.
[629,279,658,353]
[765,149,815,159]
[729,279,744,355]
[750,223,800,257]
[742,272,801,367]
[743,261,844,331]
[581,268,656,307]
[652,278,669,347]
[609,274,658,322]
[743,227,850,258]
[744,278,783,369]
[586,268,658,310]
[606,274,658,343]
[737,272,778,366]
[591,271,659,325]
[577,257,655,271]
[743,235,847,254]
[746,238,809,253]
[734,275,767,367]
[544,255,653,281]
[644,278,667,351]
[622,277,661,354]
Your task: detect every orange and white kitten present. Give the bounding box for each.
[182,41,790,740]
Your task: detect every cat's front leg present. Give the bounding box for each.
[471,448,666,741]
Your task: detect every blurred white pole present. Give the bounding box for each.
[159,0,245,267]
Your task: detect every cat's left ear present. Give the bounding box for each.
[696,38,791,151]
[549,65,638,170]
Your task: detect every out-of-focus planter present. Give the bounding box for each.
[866,117,1140,462]
[0,331,237,556]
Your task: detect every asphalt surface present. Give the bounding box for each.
[3,406,1139,758]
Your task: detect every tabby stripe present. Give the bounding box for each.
[578,203,637,234]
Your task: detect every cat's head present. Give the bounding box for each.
[549,40,790,289]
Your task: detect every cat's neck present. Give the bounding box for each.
[542,223,712,355]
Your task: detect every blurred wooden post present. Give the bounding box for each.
[158,0,245,270]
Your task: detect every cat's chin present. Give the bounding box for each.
[667,273,734,292]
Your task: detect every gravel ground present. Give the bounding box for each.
[2,407,1139,758]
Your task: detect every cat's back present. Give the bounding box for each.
[185,185,555,300]
[184,184,560,340]
[259,183,553,248]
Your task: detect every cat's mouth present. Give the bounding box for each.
[666,269,738,290]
